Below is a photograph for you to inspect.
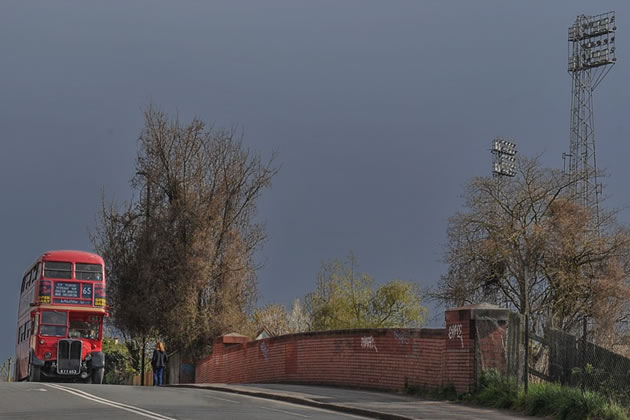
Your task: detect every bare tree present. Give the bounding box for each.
[93,106,277,358]
[250,299,311,337]
[252,304,291,337]
[288,298,310,333]
[435,156,630,343]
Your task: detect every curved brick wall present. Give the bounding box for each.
[194,305,509,393]
[196,328,446,391]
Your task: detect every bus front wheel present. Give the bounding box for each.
[28,364,40,382]
[92,368,104,384]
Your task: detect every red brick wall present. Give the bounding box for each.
[195,306,508,394]
[444,308,475,391]
[196,328,447,391]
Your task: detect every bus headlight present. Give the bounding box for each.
[44,352,52,359]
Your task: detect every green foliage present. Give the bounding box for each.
[475,369,518,409]
[571,363,630,408]
[121,336,154,374]
[473,369,630,420]
[305,254,426,330]
[102,336,136,384]
[594,404,630,420]
[404,369,629,420]
[516,382,577,418]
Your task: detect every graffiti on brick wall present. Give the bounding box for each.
[393,330,409,345]
[448,323,464,348]
[260,341,269,361]
[361,336,378,352]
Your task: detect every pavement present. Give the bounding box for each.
[173,383,530,420]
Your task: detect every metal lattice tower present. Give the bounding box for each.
[566,12,616,218]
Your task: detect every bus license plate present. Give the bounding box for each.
[58,369,79,375]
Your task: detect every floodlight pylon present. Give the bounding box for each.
[565,11,616,222]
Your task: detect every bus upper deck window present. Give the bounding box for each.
[75,264,103,281]
[44,261,72,279]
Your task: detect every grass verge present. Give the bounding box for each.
[471,369,629,420]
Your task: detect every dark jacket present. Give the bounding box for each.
[151,350,168,369]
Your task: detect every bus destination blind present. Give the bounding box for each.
[54,282,79,298]
[53,282,92,305]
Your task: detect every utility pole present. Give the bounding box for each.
[137,171,151,386]
[490,138,525,387]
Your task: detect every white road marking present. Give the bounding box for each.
[26,388,48,392]
[44,384,177,420]
[261,406,310,418]
[204,394,239,403]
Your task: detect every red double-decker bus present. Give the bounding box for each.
[14,250,107,383]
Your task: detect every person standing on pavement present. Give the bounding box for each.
[151,342,168,386]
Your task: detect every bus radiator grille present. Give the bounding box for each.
[57,339,82,375]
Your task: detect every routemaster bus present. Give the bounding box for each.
[15,250,107,383]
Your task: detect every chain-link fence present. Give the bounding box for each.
[547,319,630,406]
[0,358,12,382]
[504,315,630,407]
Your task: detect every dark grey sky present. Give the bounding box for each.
[2,1,630,364]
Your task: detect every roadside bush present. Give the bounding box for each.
[476,369,629,420]
[405,370,629,420]
[474,369,518,409]
[102,336,136,384]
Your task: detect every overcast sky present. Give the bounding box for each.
[2,1,630,364]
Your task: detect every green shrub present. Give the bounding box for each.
[406,370,629,420]
[476,370,629,420]
[102,336,136,384]
[593,403,630,420]
[474,369,518,409]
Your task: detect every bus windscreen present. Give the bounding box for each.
[40,311,67,337]
[41,311,66,325]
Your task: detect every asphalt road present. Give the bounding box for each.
[0,382,371,420]
[186,383,530,420]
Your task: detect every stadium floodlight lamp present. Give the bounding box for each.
[569,11,616,72]
[491,137,518,177]
[494,159,517,177]
[494,139,517,156]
